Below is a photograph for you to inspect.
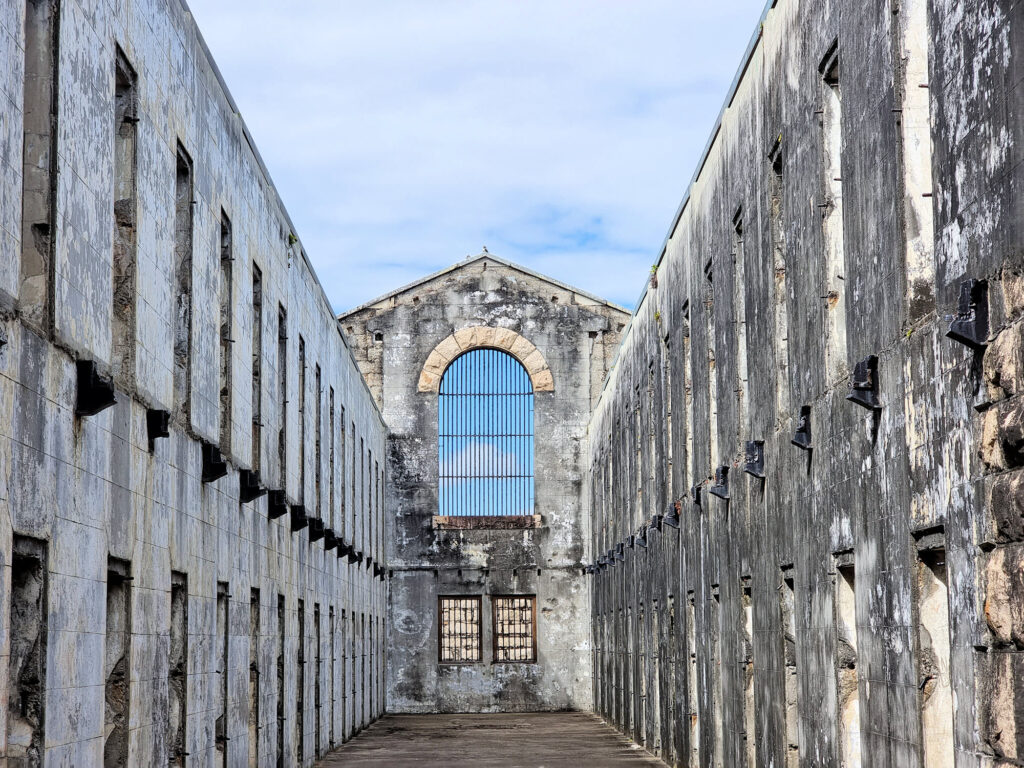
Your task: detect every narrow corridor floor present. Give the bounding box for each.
[316,712,667,767]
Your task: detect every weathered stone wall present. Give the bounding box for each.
[342,255,629,713]
[587,0,1024,766]
[0,0,387,765]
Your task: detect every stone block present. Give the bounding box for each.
[435,334,461,362]
[533,369,554,392]
[1003,265,1024,322]
[492,327,518,351]
[984,650,1024,761]
[452,327,476,350]
[509,334,537,361]
[981,398,1024,471]
[984,323,1024,402]
[984,544,1024,647]
[522,349,547,376]
[987,470,1024,544]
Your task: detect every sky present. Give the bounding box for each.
[187,1,769,312]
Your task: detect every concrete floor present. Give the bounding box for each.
[316,712,667,767]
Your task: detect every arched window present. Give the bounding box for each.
[438,348,534,517]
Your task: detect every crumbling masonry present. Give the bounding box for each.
[587,0,1024,766]
[1,0,386,765]
[4,0,1024,765]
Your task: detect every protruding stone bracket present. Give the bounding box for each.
[418,326,554,392]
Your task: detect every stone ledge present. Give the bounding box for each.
[432,514,542,530]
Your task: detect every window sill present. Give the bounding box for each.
[432,514,542,530]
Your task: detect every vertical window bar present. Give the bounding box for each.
[438,348,535,516]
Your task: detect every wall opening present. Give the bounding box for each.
[343,608,351,741]
[296,598,305,766]
[917,543,953,768]
[8,536,47,767]
[368,615,375,720]
[359,439,365,546]
[360,613,367,728]
[215,582,229,767]
[329,388,335,531]
[711,589,724,768]
[742,580,755,768]
[626,604,634,737]
[896,0,936,320]
[651,599,662,754]
[277,306,287,485]
[329,605,335,749]
[251,264,263,472]
[667,595,677,761]
[687,592,699,767]
[248,588,260,768]
[638,603,647,744]
[733,212,748,440]
[168,571,188,768]
[314,603,322,757]
[438,348,534,517]
[218,212,233,452]
[349,423,356,537]
[705,262,719,473]
[493,596,537,663]
[275,595,284,768]
[298,337,306,505]
[768,142,790,422]
[819,44,848,387]
[350,610,357,736]
[834,557,861,767]
[173,143,194,416]
[682,303,694,489]
[104,558,131,768]
[339,409,347,538]
[20,0,60,334]
[439,596,482,663]
[314,364,322,520]
[111,47,138,386]
[781,568,799,768]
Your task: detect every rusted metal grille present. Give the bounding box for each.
[439,348,534,517]
[493,596,537,663]
[438,596,482,663]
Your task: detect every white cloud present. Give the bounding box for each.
[187,0,768,311]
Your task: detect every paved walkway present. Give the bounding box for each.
[316,712,667,767]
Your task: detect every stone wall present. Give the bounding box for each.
[341,255,629,713]
[586,0,1024,766]
[0,0,387,765]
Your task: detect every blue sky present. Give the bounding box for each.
[188,1,768,311]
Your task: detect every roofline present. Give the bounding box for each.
[176,0,386,429]
[598,0,777,402]
[337,253,632,318]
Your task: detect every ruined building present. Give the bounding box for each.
[2,1,386,765]
[586,0,1024,766]
[3,0,1024,766]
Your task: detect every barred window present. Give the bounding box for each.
[439,348,534,517]
[493,596,537,663]
[438,596,482,663]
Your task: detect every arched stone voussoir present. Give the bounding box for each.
[418,325,554,393]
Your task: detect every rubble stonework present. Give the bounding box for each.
[586,0,1024,765]
[6,0,1024,763]
[1,0,387,765]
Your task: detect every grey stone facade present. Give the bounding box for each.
[341,255,629,713]
[6,0,1024,764]
[587,0,1024,767]
[1,0,387,765]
